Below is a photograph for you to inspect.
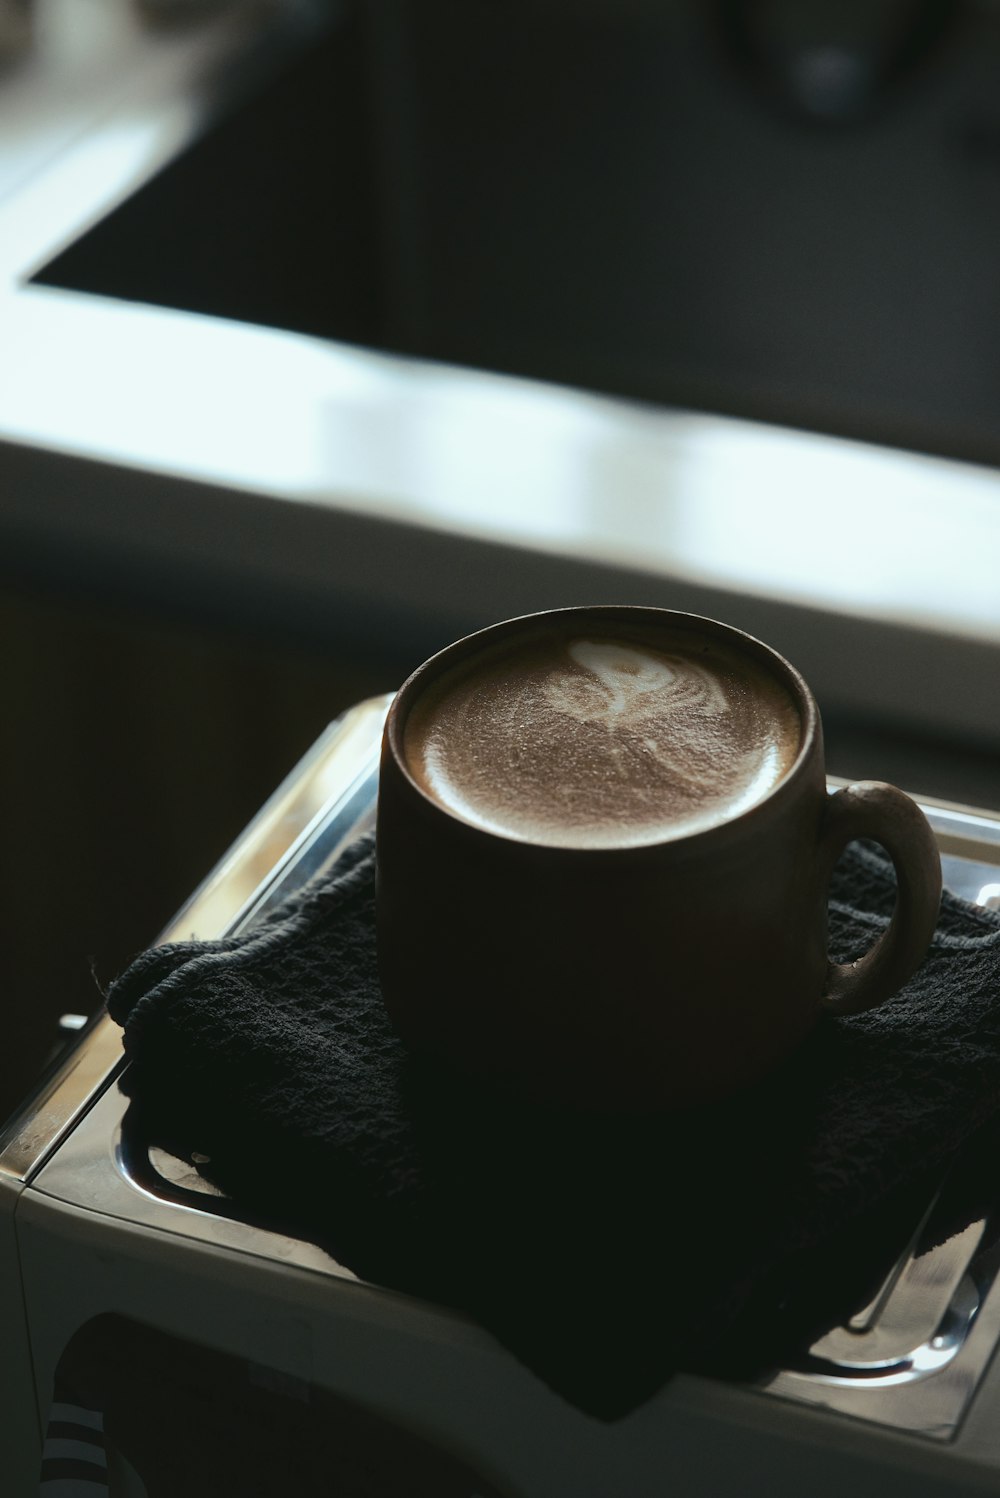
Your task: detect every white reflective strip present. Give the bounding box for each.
[42,1440,107,1467]
[47,1404,104,1432]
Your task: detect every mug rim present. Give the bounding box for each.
[383,605,821,858]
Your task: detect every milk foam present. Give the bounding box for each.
[405,629,801,848]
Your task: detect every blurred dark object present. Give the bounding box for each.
[34,0,1000,467]
[0,576,405,1125]
[718,0,958,124]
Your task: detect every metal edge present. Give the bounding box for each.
[0,694,393,1186]
[828,777,1000,863]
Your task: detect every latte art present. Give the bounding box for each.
[551,640,728,721]
[403,627,802,848]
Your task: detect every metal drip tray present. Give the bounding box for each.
[7,696,1000,1450]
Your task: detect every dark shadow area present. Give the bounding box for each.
[36,8,386,347]
[0,573,411,1124]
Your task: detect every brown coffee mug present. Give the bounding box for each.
[376,607,942,1111]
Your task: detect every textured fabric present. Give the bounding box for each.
[107,837,1000,1418]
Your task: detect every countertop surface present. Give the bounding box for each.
[2,0,1000,743]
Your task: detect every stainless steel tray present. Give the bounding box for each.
[5,694,1000,1442]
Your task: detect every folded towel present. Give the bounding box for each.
[107,836,1000,1418]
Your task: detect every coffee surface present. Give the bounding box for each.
[403,627,803,848]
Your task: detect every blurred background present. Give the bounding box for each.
[3,0,1000,1118]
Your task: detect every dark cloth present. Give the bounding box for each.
[107,837,1000,1419]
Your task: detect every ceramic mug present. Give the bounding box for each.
[375,607,942,1111]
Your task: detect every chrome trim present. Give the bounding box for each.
[0,694,393,1186]
[0,1012,126,1188]
[33,1077,364,1288]
[916,801,1000,865]
[156,692,391,944]
[828,777,1000,864]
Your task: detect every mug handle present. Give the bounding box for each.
[818,781,942,1017]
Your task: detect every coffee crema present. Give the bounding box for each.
[403,627,803,848]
